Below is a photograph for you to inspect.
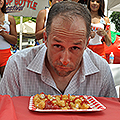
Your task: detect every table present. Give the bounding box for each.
[0,95,120,120]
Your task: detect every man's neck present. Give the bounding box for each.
[45,56,81,94]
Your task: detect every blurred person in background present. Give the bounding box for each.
[0,0,17,78]
[35,0,67,42]
[87,0,111,59]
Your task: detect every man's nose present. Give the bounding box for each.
[60,50,70,65]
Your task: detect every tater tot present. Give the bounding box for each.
[33,93,90,110]
[74,98,82,104]
[62,95,68,101]
[57,100,66,107]
[39,93,45,99]
[37,100,45,109]
[81,103,90,109]
[70,95,76,101]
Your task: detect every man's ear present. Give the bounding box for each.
[43,31,47,46]
[86,37,90,46]
[85,37,90,49]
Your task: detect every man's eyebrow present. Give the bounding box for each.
[73,41,82,45]
[54,39,62,43]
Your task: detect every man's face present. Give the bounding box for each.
[45,16,88,77]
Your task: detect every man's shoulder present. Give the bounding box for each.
[10,44,46,62]
[85,48,109,67]
[83,48,111,80]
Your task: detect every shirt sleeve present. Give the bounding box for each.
[99,65,118,98]
[0,55,20,97]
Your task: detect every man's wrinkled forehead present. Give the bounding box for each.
[51,14,85,31]
[52,15,73,27]
[50,14,87,38]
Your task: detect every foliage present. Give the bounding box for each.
[109,11,120,32]
[31,17,36,23]
[13,16,36,25]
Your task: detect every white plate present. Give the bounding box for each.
[29,95,106,112]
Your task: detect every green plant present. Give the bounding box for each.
[31,17,36,23]
[13,16,36,25]
[109,11,120,32]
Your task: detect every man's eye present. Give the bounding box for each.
[54,44,61,48]
[71,46,80,50]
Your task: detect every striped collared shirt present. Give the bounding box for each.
[0,44,117,97]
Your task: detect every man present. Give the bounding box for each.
[0,1,117,97]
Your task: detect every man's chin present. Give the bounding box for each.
[52,65,73,77]
[55,70,71,77]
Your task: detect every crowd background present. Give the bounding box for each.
[10,0,120,63]
[2,0,120,66]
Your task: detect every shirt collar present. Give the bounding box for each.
[26,45,47,74]
[26,46,99,76]
[83,48,100,76]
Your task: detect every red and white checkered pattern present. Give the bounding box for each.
[29,95,106,112]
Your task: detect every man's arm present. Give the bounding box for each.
[100,66,118,98]
[0,56,20,97]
